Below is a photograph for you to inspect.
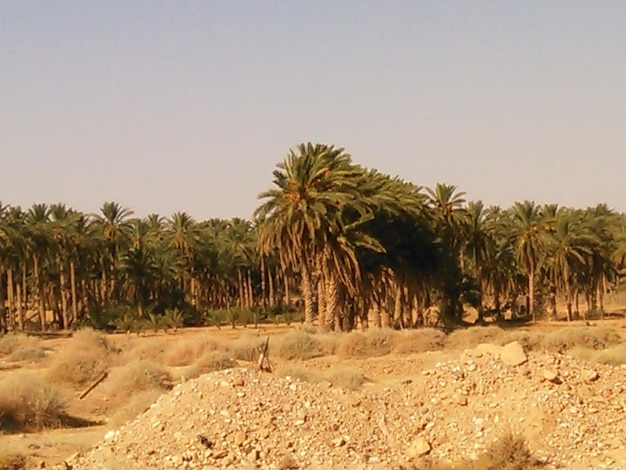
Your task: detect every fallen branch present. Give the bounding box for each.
[79,371,108,400]
[257,336,272,372]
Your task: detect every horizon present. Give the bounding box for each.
[2,1,625,220]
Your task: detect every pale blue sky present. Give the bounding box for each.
[2,1,625,219]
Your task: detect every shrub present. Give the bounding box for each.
[119,337,169,364]
[541,327,623,353]
[594,342,626,366]
[275,364,319,383]
[104,360,172,401]
[393,328,446,354]
[0,334,41,357]
[322,366,365,390]
[0,451,28,470]
[444,326,505,350]
[182,351,238,380]
[0,372,65,431]
[47,329,114,387]
[163,337,221,366]
[108,389,162,428]
[337,328,397,358]
[271,330,320,360]
[227,332,266,361]
[6,346,46,362]
[470,432,541,470]
[313,333,341,356]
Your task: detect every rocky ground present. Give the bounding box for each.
[64,341,626,470]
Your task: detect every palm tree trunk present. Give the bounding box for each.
[283,268,291,308]
[7,267,14,330]
[268,266,275,306]
[32,255,46,331]
[566,283,572,322]
[236,269,245,309]
[325,273,340,331]
[17,271,24,330]
[246,270,253,309]
[529,269,535,322]
[317,276,327,331]
[70,260,78,326]
[369,298,381,328]
[260,258,267,308]
[58,256,69,330]
[393,284,403,328]
[300,260,315,325]
[0,283,6,334]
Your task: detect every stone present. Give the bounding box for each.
[232,377,245,387]
[406,436,431,458]
[542,369,560,384]
[583,370,600,383]
[500,341,528,366]
[234,431,246,446]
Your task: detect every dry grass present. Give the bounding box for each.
[6,346,47,362]
[567,342,626,366]
[0,334,42,357]
[180,351,238,380]
[104,360,172,402]
[444,326,505,350]
[337,328,397,358]
[540,326,622,353]
[275,364,365,390]
[108,389,162,428]
[393,328,446,354]
[47,329,114,387]
[271,330,321,360]
[118,337,170,364]
[226,332,266,361]
[412,432,542,470]
[0,372,66,431]
[0,451,28,470]
[313,333,341,356]
[163,336,221,366]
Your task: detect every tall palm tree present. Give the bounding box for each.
[255,143,365,326]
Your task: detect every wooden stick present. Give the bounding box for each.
[79,371,108,400]
[257,336,271,372]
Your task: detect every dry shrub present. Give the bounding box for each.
[119,337,169,364]
[0,451,28,470]
[322,366,365,390]
[565,346,598,362]
[108,389,162,428]
[0,372,65,431]
[227,332,266,361]
[163,337,221,366]
[275,364,319,383]
[495,331,542,351]
[182,351,238,380]
[393,328,446,354]
[275,364,365,390]
[337,328,397,358]
[313,333,340,356]
[444,326,505,350]
[541,327,623,353]
[271,330,320,360]
[104,360,172,402]
[0,334,42,357]
[594,342,626,366]
[470,432,542,470]
[6,346,46,362]
[47,329,114,387]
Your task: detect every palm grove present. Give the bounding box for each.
[1,143,626,333]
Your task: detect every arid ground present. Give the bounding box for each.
[1,315,625,470]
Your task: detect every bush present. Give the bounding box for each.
[271,330,320,360]
[0,372,65,431]
[595,342,626,365]
[47,329,114,387]
[0,451,28,470]
[541,327,623,353]
[119,337,169,364]
[393,328,446,354]
[470,432,541,470]
[182,351,238,380]
[0,334,42,358]
[104,360,171,401]
[444,326,505,350]
[313,333,341,356]
[275,364,365,390]
[163,337,221,366]
[6,346,46,362]
[337,328,397,358]
[108,389,162,428]
[227,332,266,361]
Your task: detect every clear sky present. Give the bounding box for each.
[2,1,625,220]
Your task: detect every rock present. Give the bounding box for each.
[456,395,468,406]
[233,431,246,446]
[542,369,560,384]
[475,343,504,356]
[406,436,431,458]
[232,376,245,387]
[583,370,599,383]
[500,341,528,366]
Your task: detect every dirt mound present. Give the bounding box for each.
[66,346,626,470]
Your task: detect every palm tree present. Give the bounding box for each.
[255,143,365,326]
[26,203,51,330]
[509,201,545,321]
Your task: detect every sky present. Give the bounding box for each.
[2,1,626,220]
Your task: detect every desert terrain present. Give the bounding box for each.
[0,316,625,470]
